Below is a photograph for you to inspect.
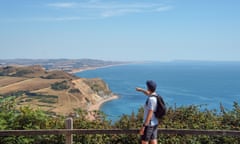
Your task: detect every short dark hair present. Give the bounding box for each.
[146,80,157,92]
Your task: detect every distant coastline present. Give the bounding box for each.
[70,65,113,74]
[70,62,135,74]
[0,59,132,74]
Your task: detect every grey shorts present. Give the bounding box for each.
[141,125,158,141]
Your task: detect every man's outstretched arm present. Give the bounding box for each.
[136,87,150,96]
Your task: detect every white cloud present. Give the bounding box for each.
[33,16,85,21]
[2,1,173,22]
[101,9,141,18]
[47,2,77,8]
[44,1,174,21]
[155,6,173,12]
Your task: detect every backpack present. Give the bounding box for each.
[147,94,167,119]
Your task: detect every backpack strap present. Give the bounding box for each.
[145,94,158,110]
[145,94,159,125]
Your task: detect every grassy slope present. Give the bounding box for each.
[0,66,111,116]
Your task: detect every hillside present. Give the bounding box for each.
[0,65,114,116]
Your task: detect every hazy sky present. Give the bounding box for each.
[0,0,239,61]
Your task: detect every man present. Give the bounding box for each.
[136,80,158,144]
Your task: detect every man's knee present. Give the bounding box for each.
[150,139,157,144]
[141,140,148,144]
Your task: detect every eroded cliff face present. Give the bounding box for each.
[0,65,114,116]
[71,78,113,107]
[42,78,114,115]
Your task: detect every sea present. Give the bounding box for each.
[75,61,240,122]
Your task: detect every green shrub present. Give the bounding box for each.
[69,88,81,94]
[51,81,70,90]
[0,97,239,144]
[13,69,33,77]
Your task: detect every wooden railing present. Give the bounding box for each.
[0,118,239,144]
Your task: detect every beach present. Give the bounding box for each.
[70,67,99,74]
[70,62,134,74]
[87,94,119,120]
[88,94,119,111]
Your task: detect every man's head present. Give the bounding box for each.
[146,80,157,92]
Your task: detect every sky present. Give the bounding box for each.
[0,0,239,61]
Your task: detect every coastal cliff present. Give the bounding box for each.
[0,65,116,116]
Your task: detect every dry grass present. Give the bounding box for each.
[0,77,64,94]
[0,76,27,87]
[0,66,113,116]
[0,77,104,116]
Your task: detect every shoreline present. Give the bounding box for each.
[88,94,119,111]
[69,67,99,74]
[69,62,137,74]
[69,65,117,74]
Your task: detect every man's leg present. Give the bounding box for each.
[141,140,148,144]
[150,139,157,144]
[150,125,158,144]
[141,139,157,144]
[141,126,154,144]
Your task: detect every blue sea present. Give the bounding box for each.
[75,62,240,122]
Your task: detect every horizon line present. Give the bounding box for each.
[1,58,240,63]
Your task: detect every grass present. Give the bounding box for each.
[24,93,59,104]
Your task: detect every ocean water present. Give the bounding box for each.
[75,62,240,122]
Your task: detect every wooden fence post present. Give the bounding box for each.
[65,118,73,144]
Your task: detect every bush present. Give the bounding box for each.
[13,69,33,77]
[0,97,65,144]
[0,97,239,144]
[69,88,81,94]
[51,81,70,90]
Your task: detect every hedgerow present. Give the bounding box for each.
[0,97,239,144]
